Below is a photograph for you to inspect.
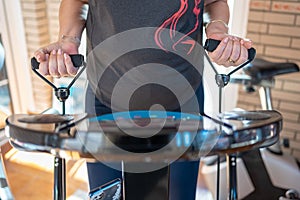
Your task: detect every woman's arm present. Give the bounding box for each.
[204,0,252,67]
[34,0,87,77]
[59,0,87,43]
[204,0,230,38]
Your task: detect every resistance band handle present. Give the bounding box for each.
[204,39,256,61]
[31,54,84,70]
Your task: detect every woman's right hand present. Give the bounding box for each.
[34,38,80,78]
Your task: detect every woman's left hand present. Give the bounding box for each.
[207,32,253,67]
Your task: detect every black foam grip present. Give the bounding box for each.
[31,54,84,69]
[204,39,256,61]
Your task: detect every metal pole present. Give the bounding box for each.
[53,156,66,200]
[227,154,238,200]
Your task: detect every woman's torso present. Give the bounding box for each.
[86,0,204,111]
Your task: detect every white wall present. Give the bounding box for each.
[0,0,35,113]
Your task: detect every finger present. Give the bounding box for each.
[229,38,241,64]
[240,39,253,49]
[34,42,60,62]
[218,38,234,65]
[34,49,47,63]
[234,45,248,66]
[48,50,60,77]
[39,54,50,76]
[64,53,78,76]
[57,49,68,76]
[208,37,229,62]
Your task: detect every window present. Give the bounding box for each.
[0,38,12,116]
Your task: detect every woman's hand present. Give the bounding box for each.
[34,38,80,77]
[204,0,252,67]
[205,19,253,67]
[206,32,253,67]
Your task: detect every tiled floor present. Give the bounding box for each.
[2,144,213,200]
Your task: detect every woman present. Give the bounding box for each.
[34,0,252,199]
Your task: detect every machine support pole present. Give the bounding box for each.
[53,156,66,200]
[227,154,238,200]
